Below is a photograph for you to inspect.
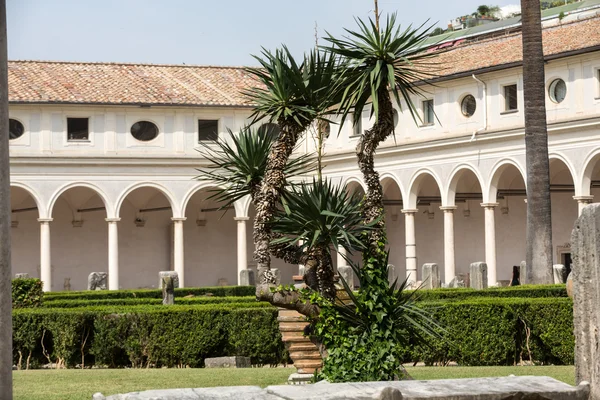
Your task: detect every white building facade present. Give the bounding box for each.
[8,16,600,291]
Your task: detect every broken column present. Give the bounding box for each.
[158,271,179,289]
[553,264,567,284]
[469,262,488,290]
[87,272,108,291]
[422,263,440,289]
[571,203,600,398]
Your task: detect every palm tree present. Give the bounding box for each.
[0,0,13,398]
[243,47,341,283]
[323,14,435,263]
[521,0,553,284]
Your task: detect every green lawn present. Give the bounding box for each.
[13,365,575,400]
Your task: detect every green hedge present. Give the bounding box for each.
[43,296,260,308]
[12,278,44,308]
[12,303,286,369]
[411,297,574,366]
[43,286,256,301]
[408,284,567,302]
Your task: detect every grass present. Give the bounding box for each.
[13,365,575,400]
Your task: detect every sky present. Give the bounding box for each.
[7,0,518,67]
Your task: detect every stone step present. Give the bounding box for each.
[288,342,318,351]
[293,359,323,369]
[277,315,307,323]
[281,332,310,342]
[296,367,318,374]
[289,351,322,360]
[278,322,310,332]
[278,309,303,318]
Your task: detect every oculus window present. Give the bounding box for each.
[503,84,518,111]
[67,118,89,141]
[548,79,567,104]
[198,120,219,142]
[130,121,159,142]
[461,95,476,117]
[9,119,24,140]
[257,123,280,139]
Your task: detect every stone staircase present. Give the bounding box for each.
[277,309,322,374]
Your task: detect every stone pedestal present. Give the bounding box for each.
[158,271,179,289]
[469,262,488,290]
[87,272,108,291]
[571,203,600,398]
[422,263,440,289]
[239,269,255,286]
[553,264,567,284]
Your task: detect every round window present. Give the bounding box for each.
[257,123,280,139]
[549,79,566,104]
[9,119,24,140]
[460,95,477,117]
[130,121,159,141]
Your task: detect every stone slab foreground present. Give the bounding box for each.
[93,376,590,400]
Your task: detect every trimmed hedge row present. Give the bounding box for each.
[412,297,574,366]
[43,286,256,301]
[408,284,567,301]
[43,296,260,308]
[12,278,44,308]
[13,303,286,369]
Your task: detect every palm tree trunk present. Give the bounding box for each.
[356,87,395,260]
[0,1,13,398]
[254,123,304,282]
[521,0,553,284]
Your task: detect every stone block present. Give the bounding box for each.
[520,260,527,285]
[14,273,29,279]
[496,280,510,287]
[239,269,255,286]
[87,272,108,291]
[553,264,567,284]
[287,373,313,385]
[421,263,440,289]
[158,271,179,289]
[161,275,175,305]
[204,356,251,368]
[469,262,487,290]
[571,203,600,398]
[337,265,354,289]
[387,264,396,287]
[217,278,229,286]
[448,273,467,288]
[258,267,281,285]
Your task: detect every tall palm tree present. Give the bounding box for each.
[0,1,13,398]
[323,14,435,263]
[243,47,340,283]
[521,0,553,284]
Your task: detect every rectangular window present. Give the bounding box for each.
[198,119,219,142]
[67,118,89,141]
[350,114,362,137]
[422,99,434,125]
[504,84,518,111]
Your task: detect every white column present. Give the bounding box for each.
[106,218,120,290]
[440,206,457,284]
[172,217,186,288]
[573,195,594,216]
[402,209,418,284]
[234,216,249,285]
[38,218,52,292]
[481,203,498,287]
[336,246,347,270]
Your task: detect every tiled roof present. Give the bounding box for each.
[8,61,258,107]
[429,15,600,80]
[8,16,600,106]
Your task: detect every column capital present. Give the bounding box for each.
[439,206,458,212]
[401,208,419,214]
[105,218,121,223]
[480,202,499,209]
[37,218,53,223]
[573,195,594,203]
[171,217,187,222]
[234,216,250,221]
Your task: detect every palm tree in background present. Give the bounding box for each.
[521,0,553,284]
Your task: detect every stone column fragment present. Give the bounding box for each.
[239,269,255,286]
[553,264,566,284]
[422,263,440,289]
[162,275,175,305]
[469,262,488,290]
[337,265,354,289]
[88,272,108,291]
[158,271,179,289]
[571,203,600,398]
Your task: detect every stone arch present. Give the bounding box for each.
[445,164,485,207]
[487,158,526,203]
[549,152,577,191]
[10,182,44,218]
[580,148,600,197]
[115,182,179,219]
[407,168,443,209]
[48,182,112,219]
[180,182,229,218]
[342,176,367,194]
[380,172,406,203]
